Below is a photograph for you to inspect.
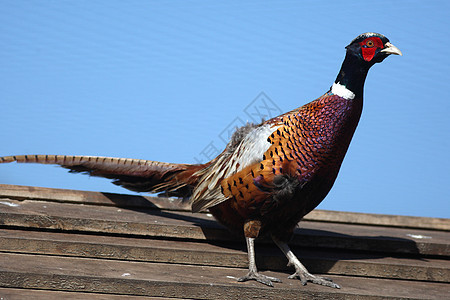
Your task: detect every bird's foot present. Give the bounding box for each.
[288,270,340,289]
[238,270,282,287]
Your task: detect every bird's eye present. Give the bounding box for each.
[366,40,374,47]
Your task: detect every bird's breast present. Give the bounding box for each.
[267,94,362,179]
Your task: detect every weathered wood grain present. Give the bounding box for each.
[0,228,448,283]
[0,287,169,300]
[0,252,448,300]
[0,183,188,209]
[0,199,448,256]
[305,209,450,231]
[0,184,449,299]
[1,184,448,231]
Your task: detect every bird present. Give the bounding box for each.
[0,32,401,289]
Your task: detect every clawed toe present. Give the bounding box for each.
[238,271,282,287]
[289,271,340,289]
[272,237,341,289]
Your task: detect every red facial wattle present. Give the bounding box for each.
[359,36,384,61]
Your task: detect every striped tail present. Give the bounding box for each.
[0,154,205,196]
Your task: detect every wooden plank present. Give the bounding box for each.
[304,210,450,231]
[0,199,448,256]
[293,221,450,257]
[0,228,448,283]
[0,252,448,300]
[0,287,169,300]
[0,183,188,210]
[1,184,449,231]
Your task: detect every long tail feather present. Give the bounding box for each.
[0,154,204,196]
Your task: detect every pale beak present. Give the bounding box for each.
[381,42,403,56]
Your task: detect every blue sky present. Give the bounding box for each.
[1,1,449,218]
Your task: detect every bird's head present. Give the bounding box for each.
[333,33,402,99]
[345,32,402,65]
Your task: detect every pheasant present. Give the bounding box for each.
[1,32,401,289]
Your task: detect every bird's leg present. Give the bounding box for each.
[272,236,341,289]
[238,220,281,287]
[238,236,282,286]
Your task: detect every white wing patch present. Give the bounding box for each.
[234,124,280,173]
[331,82,355,100]
[191,123,281,211]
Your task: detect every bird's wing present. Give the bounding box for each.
[190,121,284,212]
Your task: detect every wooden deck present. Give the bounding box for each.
[0,184,449,299]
